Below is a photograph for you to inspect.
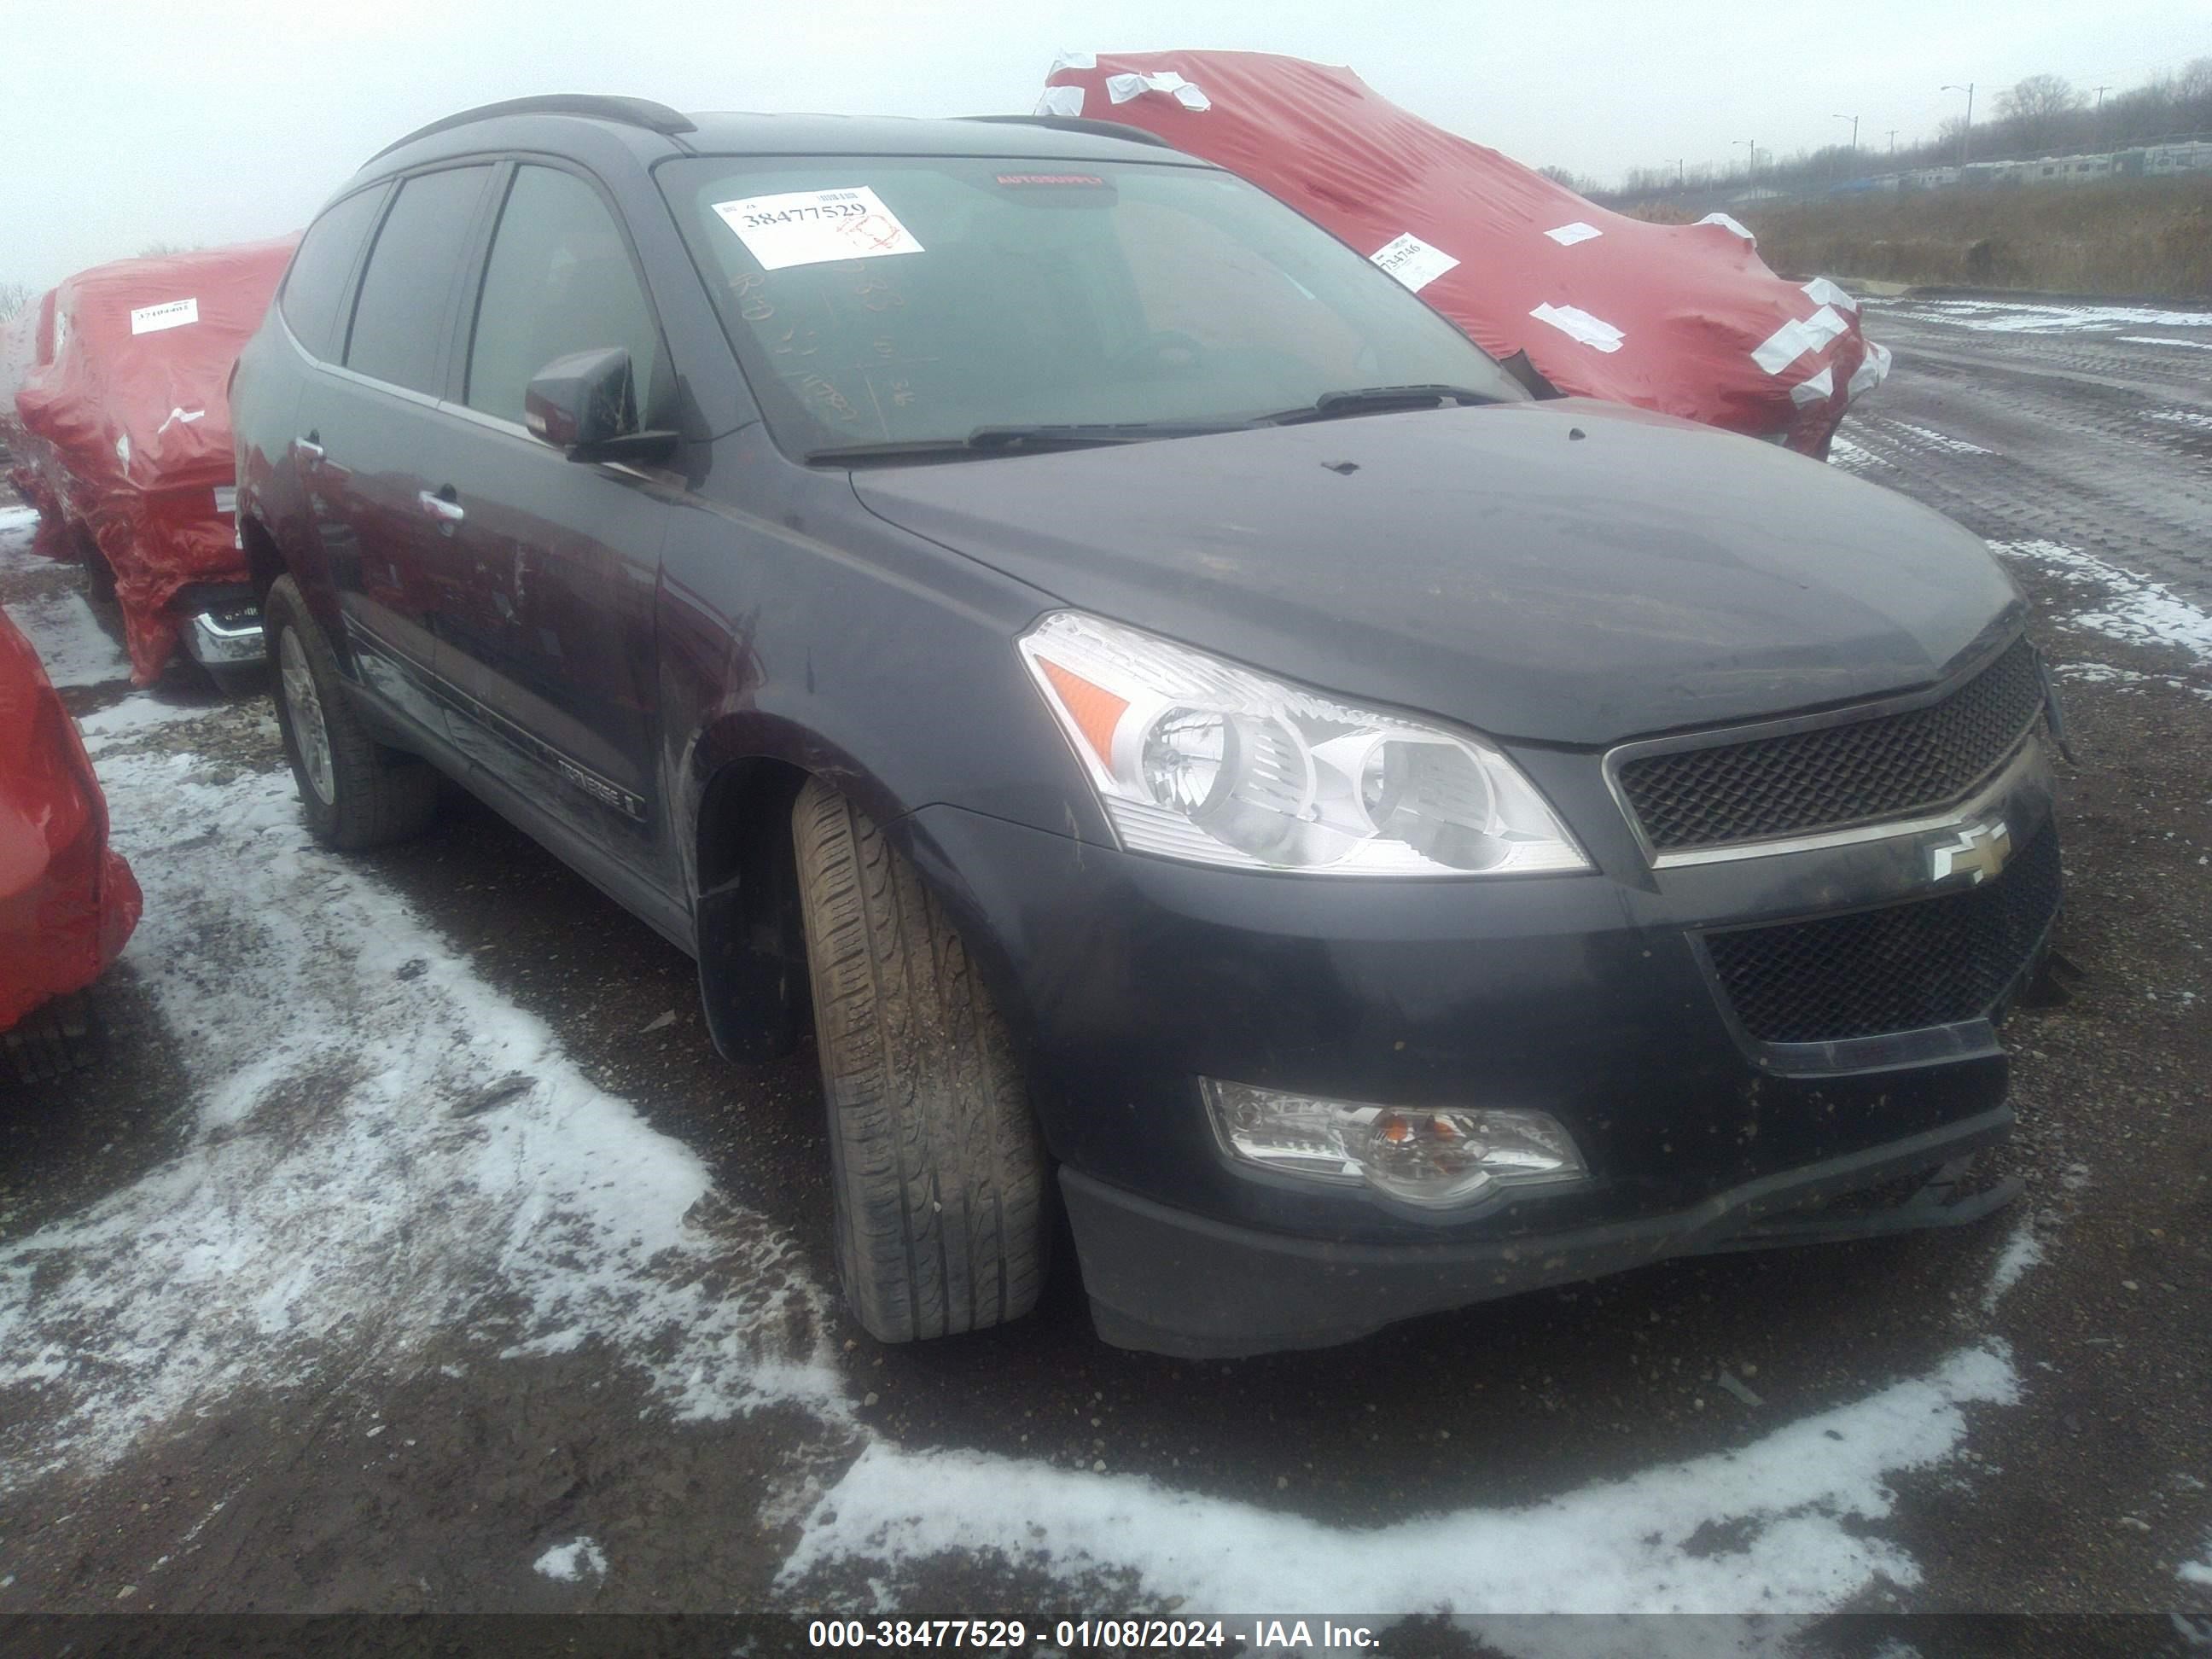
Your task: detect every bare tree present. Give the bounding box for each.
[1998,73,2082,121]
[2179,56,2212,102]
[0,280,34,322]
[1996,74,2082,151]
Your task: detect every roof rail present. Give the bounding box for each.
[960,114,1178,150]
[368,95,696,163]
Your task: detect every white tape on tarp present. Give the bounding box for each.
[1789,366,1835,409]
[1530,302,1625,352]
[1050,50,1097,73]
[1544,222,1602,246]
[1751,306,1848,375]
[1697,212,1755,242]
[1370,232,1459,293]
[1847,340,1894,399]
[1035,84,1086,117]
[1104,70,1211,111]
[1801,276,1859,313]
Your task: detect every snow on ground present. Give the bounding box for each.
[1878,422,1993,457]
[2145,408,2212,430]
[0,567,2049,1624]
[2,590,129,688]
[2057,661,2212,701]
[1866,424,1990,457]
[1895,300,2212,335]
[533,1538,609,1582]
[781,1347,2019,1622]
[1982,1219,2046,1314]
[1991,539,2212,663]
[2181,1533,2212,1588]
[1828,434,1884,474]
[0,514,132,689]
[2119,336,2212,351]
[0,748,843,1496]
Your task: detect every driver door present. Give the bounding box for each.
[427,161,675,885]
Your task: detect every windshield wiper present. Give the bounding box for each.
[807,421,1242,465]
[1257,384,1508,425]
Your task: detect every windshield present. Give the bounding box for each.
[658,154,1525,455]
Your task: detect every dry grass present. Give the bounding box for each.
[1623,178,2212,297]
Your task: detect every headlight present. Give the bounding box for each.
[1019,611,1588,876]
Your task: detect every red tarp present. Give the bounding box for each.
[1036,52,1890,455]
[0,605,141,1032]
[14,238,294,681]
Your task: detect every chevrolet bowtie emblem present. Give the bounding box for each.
[1930,818,2012,886]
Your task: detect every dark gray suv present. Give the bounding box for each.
[230,96,2059,1357]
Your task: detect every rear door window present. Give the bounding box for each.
[463,165,664,425]
[280,186,385,361]
[345,166,493,394]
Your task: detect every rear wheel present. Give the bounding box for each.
[791,778,1050,1342]
[264,575,438,850]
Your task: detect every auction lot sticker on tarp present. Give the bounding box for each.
[129,297,199,335]
[710,187,924,271]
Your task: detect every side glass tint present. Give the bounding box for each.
[279,187,385,361]
[345,166,492,394]
[465,165,661,425]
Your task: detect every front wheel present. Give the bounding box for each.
[264,576,439,851]
[792,778,1051,1342]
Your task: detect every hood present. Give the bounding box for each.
[850,399,2023,748]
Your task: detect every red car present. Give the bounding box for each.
[0,604,141,1081]
[14,239,295,686]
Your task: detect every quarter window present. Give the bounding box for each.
[465,166,661,425]
[346,166,493,394]
[279,187,385,361]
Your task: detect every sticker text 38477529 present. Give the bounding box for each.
[710,187,925,272]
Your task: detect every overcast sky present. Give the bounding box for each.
[7,0,2205,289]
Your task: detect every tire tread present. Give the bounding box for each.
[793,780,1047,1341]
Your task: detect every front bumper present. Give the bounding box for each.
[1067,1109,2017,1356]
[900,730,2056,1354]
[180,597,265,668]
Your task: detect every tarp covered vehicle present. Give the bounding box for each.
[1034,50,1889,456]
[1,293,70,557]
[0,603,141,1080]
[14,239,294,683]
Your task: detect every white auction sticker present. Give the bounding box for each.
[212,486,238,515]
[1369,232,1458,294]
[130,297,200,335]
[710,187,923,271]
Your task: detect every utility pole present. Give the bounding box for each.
[2093,84,2111,110]
[1941,83,1975,166]
[1835,114,1860,154]
[1887,129,1899,154]
[1735,138,1758,183]
[1664,157,1685,189]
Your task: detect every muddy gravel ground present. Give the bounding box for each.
[1,298,2209,1650]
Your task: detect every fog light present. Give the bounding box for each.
[1202,1080,1586,1208]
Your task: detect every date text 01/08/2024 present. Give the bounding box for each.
[804,1621,1381,1650]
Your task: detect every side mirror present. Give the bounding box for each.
[524,347,635,452]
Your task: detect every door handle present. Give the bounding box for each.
[292,434,325,463]
[417,490,465,524]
